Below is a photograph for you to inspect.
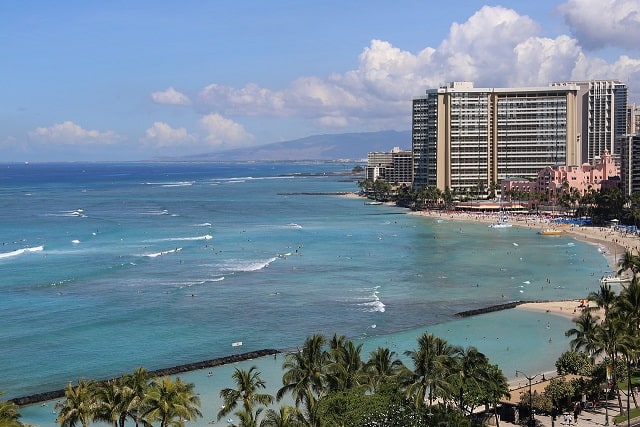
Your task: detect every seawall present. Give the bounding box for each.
[10,348,280,406]
[454,300,549,318]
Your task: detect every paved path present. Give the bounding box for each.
[499,400,639,427]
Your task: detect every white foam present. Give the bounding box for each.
[149,235,213,242]
[356,286,386,312]
[144,247,183,258]
[0,246,44,259]
[220,257,277,272]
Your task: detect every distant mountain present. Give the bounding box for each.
[183,130,411,161]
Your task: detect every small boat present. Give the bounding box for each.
[538,229,566,235]
[365,201,383,205]
[600,275,631,285]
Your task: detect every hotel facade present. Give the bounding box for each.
[412,81,581,194]
[412,80,629,197]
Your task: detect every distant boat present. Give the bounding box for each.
[600,275,631,285]
[538,229,567,235]
[365,201,383,205]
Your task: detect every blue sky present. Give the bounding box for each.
[2,0,640,162]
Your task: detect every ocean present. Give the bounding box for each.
[0,162,611,426]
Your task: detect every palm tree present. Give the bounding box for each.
[565,310,602,358]
[595,316,629,414]
[364,347,404,391]
[119,367,152,427]
[92,379,125,427]
[403,332,458,409]
[617,250,640,277]
[143,376,201,427]
[326,338,368,392]
[218,366,273,422]
[0,392,22,427]
[55,379,96,427]
[617,276,640,329]
[453,346,489,418]
[259,405,304,427]
[484,364,510,427]
[232,407,264,427]
[588,283,617,319]
[277,334,329,408]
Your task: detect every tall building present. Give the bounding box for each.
[629,103,640,136]
[366,147,413,185]
[412,82,580,194]
[552,80,628,164]
[620,134,640,196]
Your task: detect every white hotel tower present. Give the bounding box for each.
[412,81,581,194]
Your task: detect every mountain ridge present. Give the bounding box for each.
[176,130,411,161]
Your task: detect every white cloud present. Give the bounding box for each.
[150,87,191,105]
[194,4,640,133]
[141,122,197,147]
[512,35,582,86]
[558,0,640,51]
[198,113,254,147]
[28,121,121,144]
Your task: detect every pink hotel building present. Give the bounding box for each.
[501,150,620,202]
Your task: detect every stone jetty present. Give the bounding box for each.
[10,348,280,406]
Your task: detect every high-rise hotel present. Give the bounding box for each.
[412,80,628,195]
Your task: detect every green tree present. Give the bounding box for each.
[259,405,303,427]
[588,283,617,319]
[618,250,640,277]
[0,392,22,427]
[565,310,601,357]
[544,377,575,410]
[403,332,458,409]
[363,347,404,392]
[326,338,368,392]
[219,367,273,422]
[93,379,125,427]
[555,350,594,376]
[277,333,329,416]
[55,379,96,427]
[143,376,201,427]
[450,346,489,419]
[119,367,152,427]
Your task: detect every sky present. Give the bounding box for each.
[2,0,640,162]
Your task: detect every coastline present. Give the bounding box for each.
[405,208,634,323]
[406,209,636,270]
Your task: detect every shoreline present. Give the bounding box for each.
[406,208,638,271]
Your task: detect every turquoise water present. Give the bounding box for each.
[0,162,611,426]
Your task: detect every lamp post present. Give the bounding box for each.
[516,371,539,427]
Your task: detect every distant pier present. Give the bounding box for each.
[455,300,549,318]
[10,348,280,406]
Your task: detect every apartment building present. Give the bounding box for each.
[412,81,580,195]
[552,80,628,164]
[366,147,413,185]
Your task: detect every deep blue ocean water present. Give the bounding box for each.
[0,162,613,426]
